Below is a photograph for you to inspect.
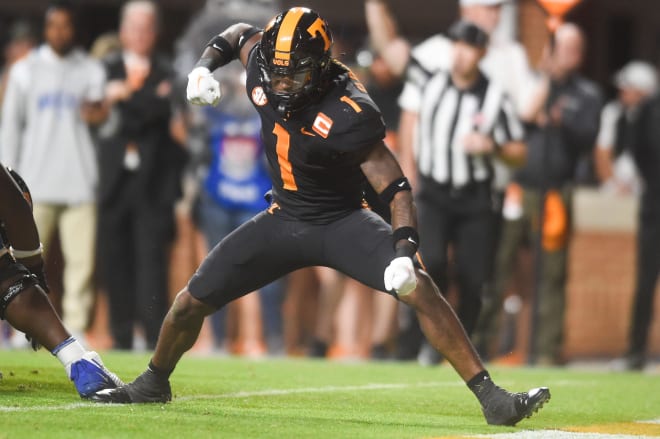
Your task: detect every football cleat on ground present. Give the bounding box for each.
[90,368,171,404]
[481,386,551,426]
[68,351,124,399]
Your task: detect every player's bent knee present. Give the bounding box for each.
[169,288,215,324]
[399,270,441,308]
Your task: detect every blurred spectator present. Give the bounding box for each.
[477,24,603,364]
[173,0,277,80]
[173,0,283,356]
[399,20,525,341]
[0,21,37,114]
[96,0,184,350]
[595,61,657,195]
[0,1,106,342]
[365,0,534,117]
[355,50,403,149]
[620,75,660,370]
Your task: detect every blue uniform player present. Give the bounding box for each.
[0,165,123,398]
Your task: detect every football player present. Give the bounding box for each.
[0,164,123,398]
[92,7,549,426]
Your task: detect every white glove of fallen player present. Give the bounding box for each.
[384,256,417,296]
[186,66,221,106]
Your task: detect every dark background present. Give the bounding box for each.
[1,0,660,95]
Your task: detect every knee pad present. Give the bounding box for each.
[0,258,37,320]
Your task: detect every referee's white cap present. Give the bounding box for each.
[460,0,508,6]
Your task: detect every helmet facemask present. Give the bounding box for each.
[259,52,328,116]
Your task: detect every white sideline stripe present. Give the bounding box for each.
[0,381,458,412]
[470,419,660,438]
[176,381,460,402]
[0,377,590,413]
[475,432,656,439]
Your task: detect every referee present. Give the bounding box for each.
[398,20,526,336]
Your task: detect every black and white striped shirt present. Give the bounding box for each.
[399,60,523,188]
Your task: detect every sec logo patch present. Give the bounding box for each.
[251,86,268,106]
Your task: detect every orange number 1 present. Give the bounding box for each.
[273,123,297,191]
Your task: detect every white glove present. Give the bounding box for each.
[384,256,417,296]
[186,66,221,106]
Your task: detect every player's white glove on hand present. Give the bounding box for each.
[187,66,221,106]
[384,256,417,296]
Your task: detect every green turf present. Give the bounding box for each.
[0,350,658,438]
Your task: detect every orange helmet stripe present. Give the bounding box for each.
[274,7,306,61]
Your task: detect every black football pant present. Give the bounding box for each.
[187,208,399,309]
[629,191,660,358]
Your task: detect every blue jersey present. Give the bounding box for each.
[203,107,272,212]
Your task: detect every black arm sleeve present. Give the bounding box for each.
[195,25,262,71]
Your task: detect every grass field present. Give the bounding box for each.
[1,351,659,439]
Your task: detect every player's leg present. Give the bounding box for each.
[400,271,549,425]
[1,254,122,397]
[91,211,313,403]
[10,203,60,346]
[326,209,550,426]
[326,210,483,375]
[1,255,69,350]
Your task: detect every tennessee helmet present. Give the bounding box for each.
[258,7,333,116]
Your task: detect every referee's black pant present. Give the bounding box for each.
[629,190,660,359]
[416,181,496,336]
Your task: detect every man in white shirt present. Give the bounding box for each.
[595,61,657,195]
[0,1,107,340]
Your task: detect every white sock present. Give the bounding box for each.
[52,337,86,368]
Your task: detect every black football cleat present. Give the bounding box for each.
[482,386,551,426]
[89,368,171,404]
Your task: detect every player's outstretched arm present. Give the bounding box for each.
[186,23,262,106]
[361,142,418,296]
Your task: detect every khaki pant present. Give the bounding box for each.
[474,186,572,362]
[33,203,96,334]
